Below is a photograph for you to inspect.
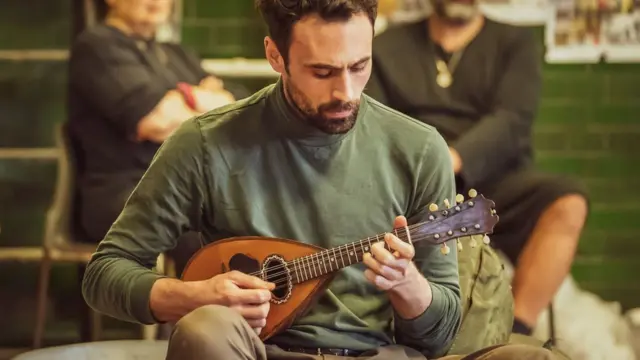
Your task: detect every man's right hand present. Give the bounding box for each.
[149,271,275,335]
[203,270,275,334]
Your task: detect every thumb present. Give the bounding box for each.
[228,271,275,290]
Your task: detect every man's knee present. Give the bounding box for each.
[482,344,559,360]
[541,193,588,234]
[167,305,257,359]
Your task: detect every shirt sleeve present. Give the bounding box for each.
[451,27,542,188]
[68,37,174,140]
[394,129,462,358]
[81,117,209,324]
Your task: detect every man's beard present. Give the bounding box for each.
[285,79,359,135]
[432,0,479,26]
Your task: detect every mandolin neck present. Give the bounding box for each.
[288,226,417,285]
[279,194,495,285]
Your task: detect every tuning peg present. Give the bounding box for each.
[468,189,478,198]
[429,203,438,212]
[483,235,491,245]
[443,198,451,208]
[470,237,477,248]
[440,243,450,255]
[455,194,464,203]
[457,239,463,251]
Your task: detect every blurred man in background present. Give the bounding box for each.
[366,0,589,336]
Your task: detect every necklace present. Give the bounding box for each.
[435,59,453,88]
[433,47,464,89]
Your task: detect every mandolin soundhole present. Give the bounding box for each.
[262,255,292,304]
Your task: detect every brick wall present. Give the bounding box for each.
[535,57,640,308]
[0,0,637,347]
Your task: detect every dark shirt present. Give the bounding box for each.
[366,17,542,189]
[67,24,212,241]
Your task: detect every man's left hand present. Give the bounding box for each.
[363,215,416,291]
[363,215,433,319]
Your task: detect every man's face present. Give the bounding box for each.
[268,13,373,134]
[107,0,173,28]
[430,0,479,25]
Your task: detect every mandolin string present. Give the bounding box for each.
[243,201,485,281]
[266,232,481,292]
[243,217,439,279]
[247,217,477,282]
[259,232,483,290]
[247,228,413,279]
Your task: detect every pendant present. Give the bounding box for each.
[436,71,452,88]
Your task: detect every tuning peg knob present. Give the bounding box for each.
[470,237,477,248]
[443,199,451,208]
[457,239,463,251]
[468,189,478,198]
[429,203,439,212]
[440,243,450,255]
[455,194,464,203]
[483,235,491,245]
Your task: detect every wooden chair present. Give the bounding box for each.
[32,123,163,348]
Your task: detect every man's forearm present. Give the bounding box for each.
[149,278,207,323]
[393,282,462,357]
[389,265,433,319]
[452,111,531,187]
[82,255,166,324]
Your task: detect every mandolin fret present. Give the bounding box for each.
[289,227,412,285]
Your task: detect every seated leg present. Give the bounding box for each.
[462,344,560,360]
[165,305,267,360]
[474,168,589,334]
[511,193,587,331]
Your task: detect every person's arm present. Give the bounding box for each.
[451,28,542,187]
[394,130,462,358]
[81,118,208,324]
[69,39,198,144]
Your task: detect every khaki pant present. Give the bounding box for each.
[165,305,558,360]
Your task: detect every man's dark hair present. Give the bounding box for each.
[255,0,378,66]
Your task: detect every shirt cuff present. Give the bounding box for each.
[130,271,167,325]
[394,282,445,335]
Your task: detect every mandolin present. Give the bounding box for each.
[181,189,499,341]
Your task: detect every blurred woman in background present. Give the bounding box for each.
[68,0,243,277]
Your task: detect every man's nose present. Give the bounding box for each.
[331,73,355,102]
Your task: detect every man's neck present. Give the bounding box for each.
[105,14,156,40]
[428,13,485,53]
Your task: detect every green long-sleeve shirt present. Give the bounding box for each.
[82,79,462,357]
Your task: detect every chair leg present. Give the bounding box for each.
[548,303,556,346]
[33,257,52,348]
[90,309,102,342]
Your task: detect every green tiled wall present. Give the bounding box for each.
[0,0,638,347]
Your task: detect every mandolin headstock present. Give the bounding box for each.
[411,189,499,255]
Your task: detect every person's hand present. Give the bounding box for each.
[449,147,462,174]
[192,87,235,112]
[203,270,275,335]
[363,216,420,292]
[199,76,225,91]
[363,216,433,319]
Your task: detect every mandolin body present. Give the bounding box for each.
[181,236,335,341]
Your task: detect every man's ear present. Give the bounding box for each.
[264,36,285,74]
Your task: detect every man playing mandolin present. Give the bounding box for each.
[82,0,559,359]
